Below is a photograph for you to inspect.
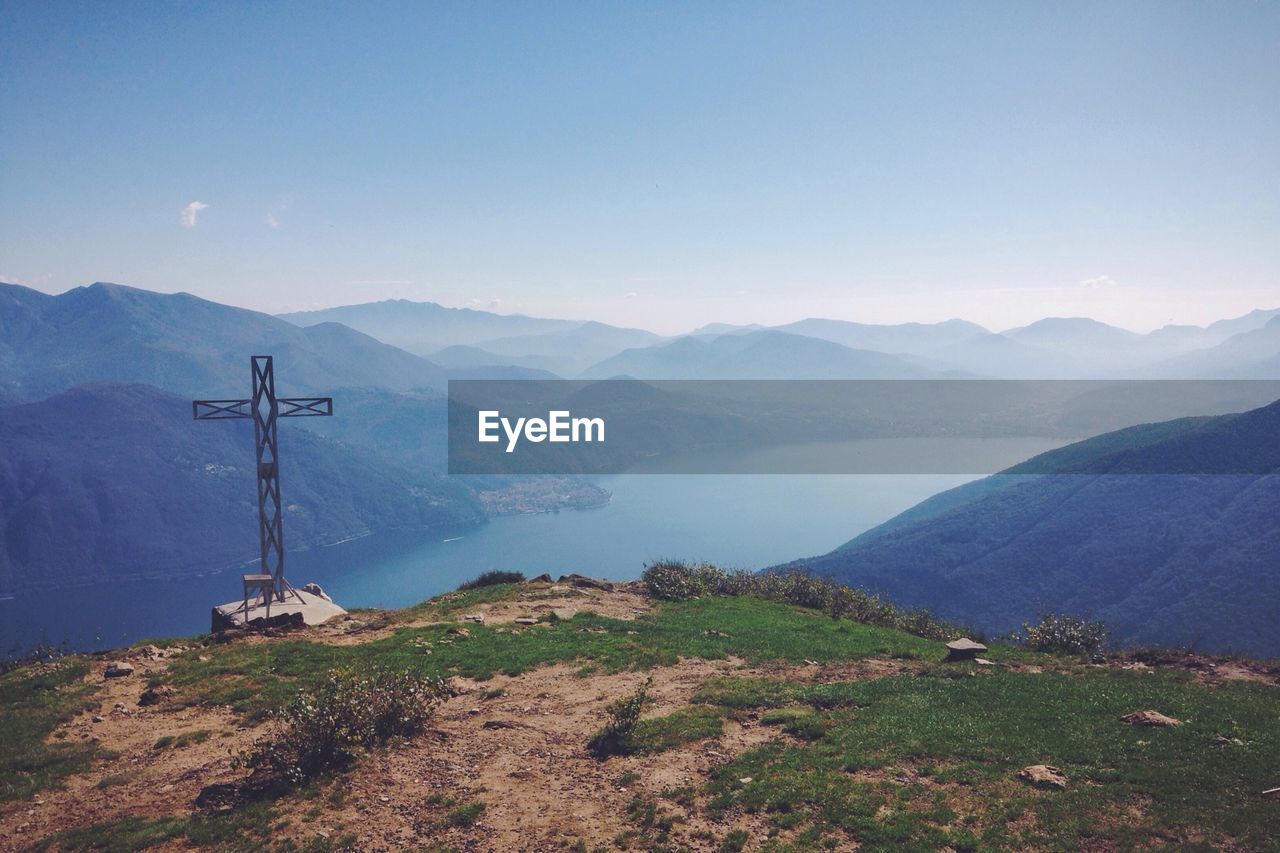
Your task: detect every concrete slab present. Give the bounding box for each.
[212,589,347,631]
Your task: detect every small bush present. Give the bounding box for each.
[588,678,651,758]
[243,668,450,787]
[642,560,722,601]
[1023,612,1108,656]
[457,570,526,591]
[446,801,486,827]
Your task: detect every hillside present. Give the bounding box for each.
[0,384,482,593]
[2,574,1277,851]
[781,399,1280,656]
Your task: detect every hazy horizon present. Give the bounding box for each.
[6,276,1280,339]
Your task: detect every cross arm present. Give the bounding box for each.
[278,397,333,417]
[193,399,251,419]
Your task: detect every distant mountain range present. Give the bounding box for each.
[276,294,1280,379]
[6,279,1280,630]
[777,400,1280,656]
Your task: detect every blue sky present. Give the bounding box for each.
[1,1,1277,333]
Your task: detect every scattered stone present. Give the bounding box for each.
[738,777,753,785]
[134,644,166,660]
[514,617,539,625]
[482,719,528,730]
[91,715,103,723]
[974,658,997,667]
[552,607,578,620]
[704,629,730,637]
[446,627,471,638]
[944,638,988,662]
[530,573,553,583]
[103,661,135,678]
[462,613,485,623]
[1121,710,1182,727]
[1263,786,1280,796]
[803,659,819,666]
[1018,764,1068,789]
[139,685,176,707]
[301,582,333,602]
[557,573,614,591]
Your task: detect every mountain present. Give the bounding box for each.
[581,330,953,379]
[772,317,989,356]
[0,384,483,594]
[429,344,556,372]
[0,282,448,399]
[277,299,579,356]
[778,399,1280,656]
[474,321,666,376]
[1147,316,1280,379]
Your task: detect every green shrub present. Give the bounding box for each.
[588,678,651,758]
[457,570,526,591]
[243,667,450,786]
[642,560,721,601]
[1023,612,1108,656]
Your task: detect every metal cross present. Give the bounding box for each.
[193,356,333,603]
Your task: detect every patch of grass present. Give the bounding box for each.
[93,772,135,790]
[759,707,828,741]
[704,669,1280,848]
[630,704,724,754]
[153,729,211,751]
[162,596,946,720]
[32,802,277,852]
[446,800,486,827]
[0,657,104,802]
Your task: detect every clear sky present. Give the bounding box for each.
[1,1,1277,334]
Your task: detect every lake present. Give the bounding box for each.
[0,473,980,654]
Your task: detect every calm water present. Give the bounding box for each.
[0,473,978,654]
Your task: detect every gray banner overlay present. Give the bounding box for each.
[447,380,1280,475]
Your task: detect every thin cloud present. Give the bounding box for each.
[180,201,208,228]
[1080,275,1118,289]
[265,195,293,229]
[347,279,414,286]
[623,291,638,299]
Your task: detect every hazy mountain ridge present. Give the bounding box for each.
[777,400,1280,655]
[581,330,957,379]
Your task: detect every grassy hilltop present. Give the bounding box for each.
[2,567,1278,851]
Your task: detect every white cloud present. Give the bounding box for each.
[265,195,293,229]
[180,201,208,228]
[468,297,503,310]
[1079,275,1118,289]
[623,291,638,299]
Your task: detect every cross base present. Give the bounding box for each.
[211,586,347,632]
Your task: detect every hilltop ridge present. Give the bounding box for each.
[2,572,1277,851]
